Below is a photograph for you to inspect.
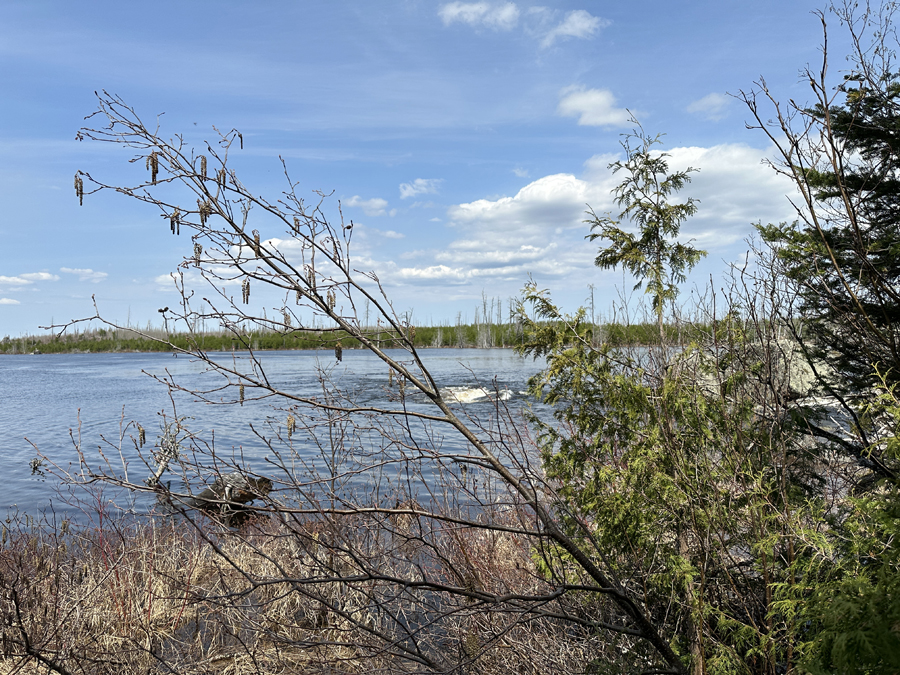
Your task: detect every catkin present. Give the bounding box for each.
[335,341,343,362]
[197,199,212,226]
[146,152,158,184]
[287,414,295,438]
[199,155,207,179]
[241,279,250,304]
[74,174,84,206]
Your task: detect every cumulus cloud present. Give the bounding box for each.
[557,86,633,127]
[60,267,107,283]
[0,298,20,305]
[438,2,519,30]
[400,178,443,199]
[344,195,389,216]
[541,9,607,47]
[449,172,613,233]
[687,92,731,121]
[382,143,796,292]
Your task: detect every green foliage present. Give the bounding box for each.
[517,281,820,674]
[758,50,900,393]
[790,371,900,675]
[587,124,706,325]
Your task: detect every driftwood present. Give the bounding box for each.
[175,473,273,526]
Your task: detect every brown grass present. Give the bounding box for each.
[0,504,631,675]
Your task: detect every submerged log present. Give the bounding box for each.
[175,472,273,526]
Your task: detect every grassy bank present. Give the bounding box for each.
[0,503,607,674]
[1,321,712,354]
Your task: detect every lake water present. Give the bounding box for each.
[0,348,545,516]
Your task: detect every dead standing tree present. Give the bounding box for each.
[28,92,689,673]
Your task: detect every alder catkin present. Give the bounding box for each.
[335,341,343,362]
[138,425,145,447]
[146,152,158,184]
[193,242,202,267]
[74,174,84,206]
[242,278,250,304]
[253,230,261,257]
[197,199,212,226]
[287,414,295,438]
[170,207,180,235]
[239,383,245,405]
[199,155,207,179]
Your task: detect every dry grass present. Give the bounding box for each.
[0,503,632,675]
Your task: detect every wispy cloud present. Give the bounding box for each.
[541,9,607,47]
[438,2,520,30]
[0,272,59,286]
[557,86,632,127]
[344,195,389,216]
[400,178,443,199]
[60,267,108,283]
[20,272,60,282]
[687,92,731,121]
[0,298,20,305]
[439,4,606,48]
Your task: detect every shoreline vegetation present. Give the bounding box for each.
[1,321,708,354]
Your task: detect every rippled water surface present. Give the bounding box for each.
[0,348,545,515]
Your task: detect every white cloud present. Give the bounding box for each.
[0,276,33,286]
[387,143,797,292]
[60,268,107,283]
[0,272,59,286]
[400,178,443,199]
[687,93,731,121]
[448,172,613,233]
[0,298,20,305]
[20,272,60,282]
[541,9,607,47]
[512,167,529,178]
[557,86,632,127]
[438,2,519,30]
[365,227,405,239]
[344,195,389,216]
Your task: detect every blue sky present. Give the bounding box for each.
[1,1,846,335]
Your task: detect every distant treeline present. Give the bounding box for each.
[0,321,711,354]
